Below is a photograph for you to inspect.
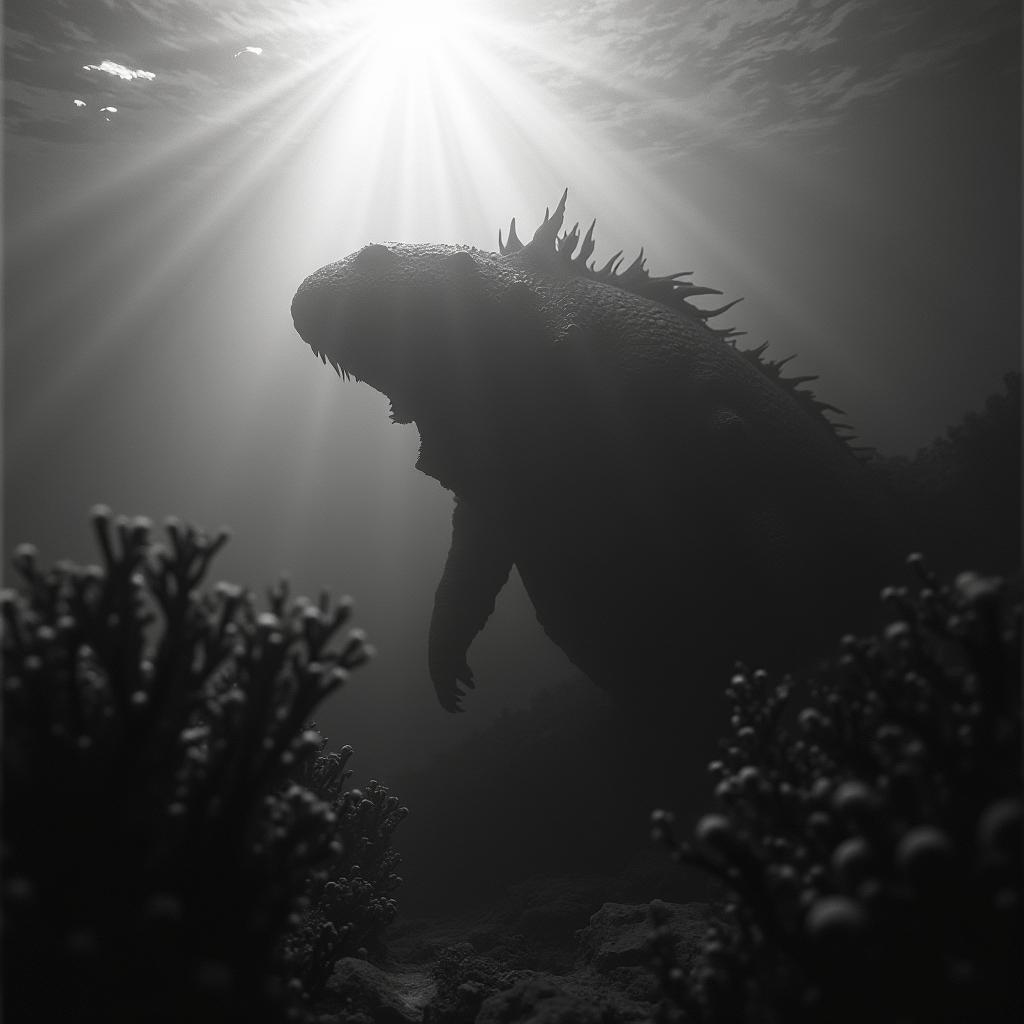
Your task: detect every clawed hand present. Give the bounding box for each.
[432,658,476,713]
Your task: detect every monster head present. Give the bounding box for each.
[291,229,556,497]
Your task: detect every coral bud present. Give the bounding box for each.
[341,628,368,654]
[954,572,1002,605]
[180,725,209,746]
[322,666,348,690]
[798,708,827,733]
[832,780,877,820]
[12,544,38,571]
[651,808,675,843]
[809,778,833,804]
[831,836,874,888]
[696,814,738,852]
[766,863,799,894]
[130,516,153,539]
[875,723,903,750]
[883,621,912,644]
[714,779,737,802]
[896,825,955,887]
[975,798,1022,859]
[805,895,867,943]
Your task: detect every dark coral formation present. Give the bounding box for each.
[1,507,404,1022]
[650,559,1022,1023]
[285,745,407,1001]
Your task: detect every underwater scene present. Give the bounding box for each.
[3,1,1021,1021]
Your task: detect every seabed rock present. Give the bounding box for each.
[313,883,712,1024]
[476,974,643,1024]
[319,957,435,1024]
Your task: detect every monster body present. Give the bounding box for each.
[291,192,936,716]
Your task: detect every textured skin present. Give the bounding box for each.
[290,193,989,718]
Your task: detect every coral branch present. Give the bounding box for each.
[2,508,404,1023]
[650,558,1022,1024]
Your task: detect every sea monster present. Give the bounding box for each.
[291,190,1016,717]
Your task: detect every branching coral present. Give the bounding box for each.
[649,557,1022,1024]
[284,744,408,1001]
[1,506,402,1023]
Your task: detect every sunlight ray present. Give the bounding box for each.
[7,39,345,254]
[6,39,356,350]
[8,44,377,450]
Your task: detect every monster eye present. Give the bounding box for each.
[353,244,397,268]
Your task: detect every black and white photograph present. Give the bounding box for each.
[3,1,1020,1020]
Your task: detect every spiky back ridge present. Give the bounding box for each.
[499,188,870,456]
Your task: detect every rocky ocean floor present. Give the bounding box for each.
[310,856,716,1024]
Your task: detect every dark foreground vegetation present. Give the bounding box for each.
[2,507,406,1023]
[650,558,1021,1024]
[2,508,1020,1023]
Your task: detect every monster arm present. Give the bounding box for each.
[429,497,514,712]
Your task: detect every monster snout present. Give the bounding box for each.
[290,275,327,348]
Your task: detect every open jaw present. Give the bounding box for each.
[302,339,416,427]
[309,342,355,382]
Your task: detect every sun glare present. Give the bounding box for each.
[360,0,476,73]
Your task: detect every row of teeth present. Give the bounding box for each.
[310,346,353,382]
